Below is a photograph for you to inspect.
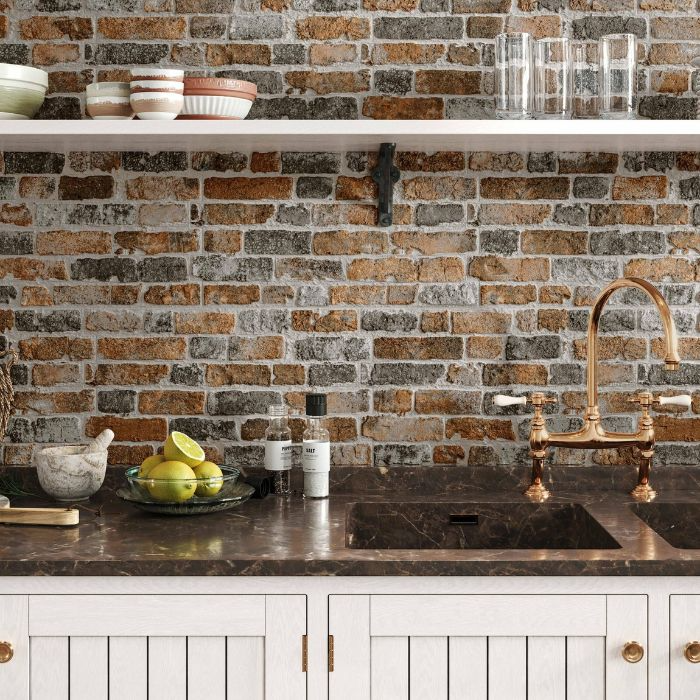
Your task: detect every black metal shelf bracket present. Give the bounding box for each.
[372,142,400,227]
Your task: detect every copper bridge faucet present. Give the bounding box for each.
[495,277,692,502]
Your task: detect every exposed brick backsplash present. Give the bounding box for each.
[0,148,698,468]
[3,2,700,118]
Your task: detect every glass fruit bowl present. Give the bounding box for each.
[117,465,254,515]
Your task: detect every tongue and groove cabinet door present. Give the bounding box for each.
[670,595,700,699]
[328,594,647,700]
[20,594,306,700]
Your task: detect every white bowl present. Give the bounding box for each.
[87,95,134,120]
[0,63,48,90]
[36,446,108,502]
[130,68,184,81]
[131,91,183,120]
[86,81,130,98]
[130,79,184,93]
[181,94,253,119]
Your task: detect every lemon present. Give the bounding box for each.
[193,461,224,497]
[163,431,205,468]
[138,454,165,478]
[146,460,197,503]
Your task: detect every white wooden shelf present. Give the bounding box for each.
[0,119,698,153]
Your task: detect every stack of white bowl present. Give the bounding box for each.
[86,82,133,119]
[0,64,48,119]
[129,68,184,120]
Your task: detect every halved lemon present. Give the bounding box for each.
[163,431,205,468]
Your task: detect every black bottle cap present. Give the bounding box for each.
[306,393,327,416]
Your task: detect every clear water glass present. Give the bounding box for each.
[495,32,533,120]
[573,42,599,119]
[599,33,637,119]
[534,37,572,119]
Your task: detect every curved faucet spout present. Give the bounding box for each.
[586,277,680,413]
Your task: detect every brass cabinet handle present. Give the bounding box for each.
[622,641,644,663]
[0,641,13,663]
[685,642,700,663]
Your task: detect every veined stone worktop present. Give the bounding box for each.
[1,464,700,576]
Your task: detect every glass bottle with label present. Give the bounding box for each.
[302,393,330,499]
[265,404,292,496]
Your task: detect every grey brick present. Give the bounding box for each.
[34,417,81,443]
[527,152,557,173]
[313,0,358,8]
[295,337,369,361]
[662,284,694,305]
[170,417,237,441]
[374,70,413,95]
[374,444,432,466]
[229,15,284,39]
[144,311,173,334]
[123,152,188,172]
[640,309,694,334]
[276,204,311,226]
[308,363,357,385]
[250,96,358,120]
[553,203,587,226]
[639,363,700,386]
[71,258,138,283]
[97,390,135,415]
[0,177,15,199]
[238,309,290,334]
[0,287,17,304]
[679,176,700,200]
[224,444,264,465]
[275,258,344,280]
[191,152,247,172]
[37,97,82,120]
[208,390,280,415]
[282,152,340,174]
[190,16,227,39]
[138,257,188,282]
[297,286,329,306]
[639,96,697,120]
[549,363,585,385]
[38,0,84,9]
[572,16,646,40]
[622,151,676,173]
[0,45,30,65]
[91,43,169,65]
[552,259,619,283]
[0,232,32,255]
[215,70,284,95]
[190,337,227,360]
[4,152,64,174]
[374,17,463,40]
[15,310,81,333]
[245,230,311,255]
[273,44,306,65]
[505,335,561,361]
[418,284,478,306]
[480,229,518,255]
[589,230,665,255]
[370,363,444,385]
[361,311,418,332]
[445,98,495,119]
[170,364,204,386]
[600,309,635,333]
[416,203,464,226]
[297,177,333,199]
[10,364,28,387]
[573,177,609,199]
[655,444,700,466]
[193,255,273,282]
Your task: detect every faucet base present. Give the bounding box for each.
[524,482,550,502]
[630,483,657,502]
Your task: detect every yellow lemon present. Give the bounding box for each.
[138,454,165,478]
[163,431,205,468]
[146,460,197,503]
[193,461,224,497]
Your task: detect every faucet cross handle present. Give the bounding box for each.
[628,393,692,409]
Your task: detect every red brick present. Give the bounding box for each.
[452,311,510,334]
[362,96,443,119]
[229,337,284,360]
[296,17,369,39]
[273,365,305,385]
[20,16,93,39]
[174,312,235,334]
[403,176,476,200]
[415,390,480,414]
[362,416,442,441]
[204,204,275,224]
[203,285,260,305]
[292,310,358,332]
[98,16,186,39]
[19,337,93,361]
[206,44,271,66]
[206,364,271,387]
[87,416,168,442]
[415,70,481,94]
[612,176,668,200]
[204,177,292,200]
[479,203,550,225]
[138,390,205,415]
[347,258,417,282]
[336,176,378,201]
[373,389,413,415]
[33,44,80,65]
[391,230,475,254]
[418,257,465,282]
[480,284,537,305]
[481,177,569,200]
[470,256,550,281]
[98,338,186,360]
[371,43,444,65]
[92,363,169,386]
[286,70,370,95]
[143,284,200,305]
[15,390,93,415]
[446,417,515,440]
[250,152,280,173]
[374,337,463,360]
[624,257,695,282]
[21,286,52,307]
[126,176,199,201]
[521,229,588,255]
[36,230,111,255]
[203,230,241,254]
[313,230,388,255]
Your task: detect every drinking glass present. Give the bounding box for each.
[573,42,599,119]
[534,37,572,119]
[495,32,533,119]
[599,33,637,119]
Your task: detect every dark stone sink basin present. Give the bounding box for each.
[631,503,700,549]
[345,502,621,550]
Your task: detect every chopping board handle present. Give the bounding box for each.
[0,507,79,526]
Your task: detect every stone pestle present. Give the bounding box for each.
[84,429,114,454]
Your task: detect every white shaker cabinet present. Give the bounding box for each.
[328,594,648,700]
[670,595,700,700]
[0,594,307,700]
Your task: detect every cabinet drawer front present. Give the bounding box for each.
[370,595,606,637]
[671,595,700,700]
[29,595,265,637]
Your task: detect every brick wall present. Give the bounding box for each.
[2,1,700,118]
[0,148,698,468]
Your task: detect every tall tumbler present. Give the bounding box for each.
[599,33,637,119]
[573,42,599,119]
[495,32,533,119]
[534,37,572,119]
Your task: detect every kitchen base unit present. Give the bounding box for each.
[1,576,699,700]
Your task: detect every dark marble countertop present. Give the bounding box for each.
[2,464,700,576]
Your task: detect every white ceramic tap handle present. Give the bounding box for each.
[658,395,692,408]
[493,395,527,407]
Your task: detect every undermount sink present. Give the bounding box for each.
[631,503,700,549]
[345,502,621,550]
